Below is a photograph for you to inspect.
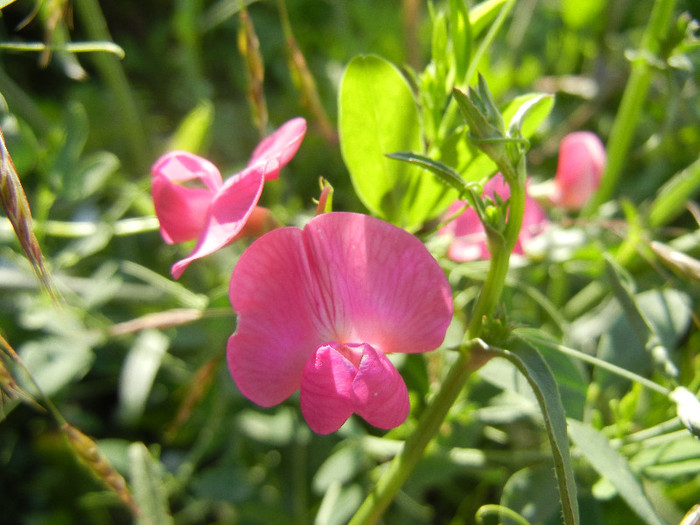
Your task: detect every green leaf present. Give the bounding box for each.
[19,337,95,396]
[604,255,680,378]
[339,55,454,229]
[449,0,472,82]
[501,465,563,525]
[648,157,700,228]
[118,330,170,425]
[502,93,555,140]
[479,338,580,525]
[167,99,214,154]
[568,420,666,525]
[561,0,606,30]
[469,0,508,38]
[315,481,363,525]
[128,442,174,525]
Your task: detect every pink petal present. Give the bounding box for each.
[440,201,490,262]
[248,118,307,181]
[302,212,453,354]
[170,163,266,279]
[441,174,549,260]
[517,193,549,254]
[151,151,224,244]
[226,227,323,406]
[352,344,409,429]
[553,131,606,210]
[300,344,356,435]
[226,212,452,428]
[151,150,222,192]
[152,176,213,244]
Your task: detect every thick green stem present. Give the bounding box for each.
[583,0,677,214]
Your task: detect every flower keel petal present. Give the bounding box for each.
[352,344,409,429]
[300,344,356,435]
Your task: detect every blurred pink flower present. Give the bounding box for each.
[440,174,548,262]
[226,212,453,434]
[550,131,606,210]
[151,117,307,279]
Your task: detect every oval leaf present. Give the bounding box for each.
[339,55,454,229]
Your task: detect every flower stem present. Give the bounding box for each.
[349,147,528,525]
[467,171,525,338]
[348,350,473,525]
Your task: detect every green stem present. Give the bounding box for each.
[583,0,677,214]
[348,350,473,525]
[349,150,528,525]
[467,167,525,338]
[73,0,150,172]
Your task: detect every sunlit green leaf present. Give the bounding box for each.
[339,55,455,229]
[502,93,554,140]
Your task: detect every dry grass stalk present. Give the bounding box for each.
[0,332,43,413]
[62,422,142,518]
[164,356,220,442]
[238,8,268,136]
[0,124,57,300]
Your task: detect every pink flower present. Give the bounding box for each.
[440,174,548,262]
[226,212,453,434]
[550,131,606,210]
[151,117,307,279]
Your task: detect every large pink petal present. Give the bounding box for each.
[302,212,453,355]
[152,175,213,244]
[299,344,356,435]
[170,164,266,279]
[151,150,223,192]
[226,227,325,407]
[248,118,307,181]
[352,344,409,429]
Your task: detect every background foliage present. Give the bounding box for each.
[0,0,699,524]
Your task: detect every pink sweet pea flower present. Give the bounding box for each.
[227,212,453,434]
[151,117,307,279]
[550,131,606,210]
[440,174,548,262]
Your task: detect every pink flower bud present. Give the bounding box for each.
[552,131,606,210]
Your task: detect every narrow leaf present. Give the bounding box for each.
[603,254,677,378]
[129,442,174,525]
[568,420,666,525]
[386,151,469,194]
[167,99,214,153]
[503,93,555,140]
[478,338,580,525]
[469,0,508,38]
[449,0,472,82]
[648,157,700,227]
